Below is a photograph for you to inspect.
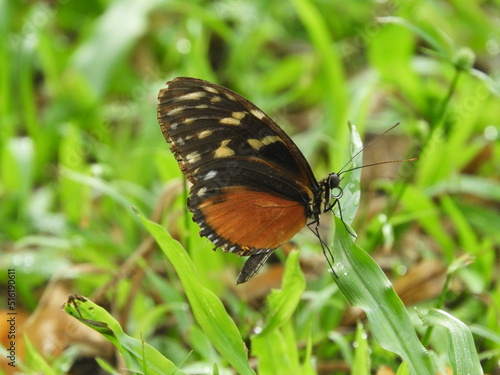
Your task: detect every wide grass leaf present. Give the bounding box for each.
[332,216,435,375]
[140,215,255,375]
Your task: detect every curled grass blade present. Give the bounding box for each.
[419,308,484,375]
[63,295,185,375]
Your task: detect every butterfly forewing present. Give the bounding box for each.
[158,78,318,188]
[157,77,322,276]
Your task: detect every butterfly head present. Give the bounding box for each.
[327,173,341,195]
[315,172,343,215]
[326,172,343,201]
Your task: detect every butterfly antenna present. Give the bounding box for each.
[339,157,419,176]
[337,122,401,174]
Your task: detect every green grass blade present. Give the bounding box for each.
[63,295,185,375]
[251,325,297,375]
[139,214,256,375]
[290,0,348,164]
[378,16,454,58]
[259,250,306,335]
[70,0,162,96]
[332,217,435,375]
[339,123,363,225]
[22,334,57,375]
[352,322,370,375]
[419,309,484,375]
[300,331,316,375]
[251,252,307,374]
[396,362,411,375]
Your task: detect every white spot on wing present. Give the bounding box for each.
[261,135,282,145]
[250,108,266,120]
[185,151,201,163]
[232,111,246,120]
[198,130,213,139]
[177,91,206,101]
[220,117,240,125]
[247,138,264,150]
[204,170,218,180]
[197,187,207,197]
[247,135,282,151]
[214,140,235,158]
[167,106,186,116]
[204,86,219,94]
[225,93,236,101]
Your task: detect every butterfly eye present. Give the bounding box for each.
[327,173,341,189]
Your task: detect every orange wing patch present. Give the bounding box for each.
[198,189,306,253]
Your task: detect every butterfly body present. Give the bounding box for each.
[157,77,341,283]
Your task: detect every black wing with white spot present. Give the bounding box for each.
[157,77,319,202]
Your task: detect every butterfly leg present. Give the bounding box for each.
[307,219,338,278]
[237,252,273,284]
[330,201,358,238]
[325,199,357,238]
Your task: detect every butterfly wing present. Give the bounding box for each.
[157,77,319,269]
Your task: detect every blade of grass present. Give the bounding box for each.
[22,334,57,375]
[290,0,349,165]
[332,216,436,375]
[300,329,316,375]
[63,295,186,375]
[419,308,484,375]
[139,214,256,375]
[259,250,306,335]
[70,0,162,96]
[250,251,307,374]
[337,123,363,225]
[352,322,370,375]
[0,0,10,137]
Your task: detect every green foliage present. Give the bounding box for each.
[419,309,483,375]
[1,0,499,373]
[63,295,186,375]
[140,215,255,375]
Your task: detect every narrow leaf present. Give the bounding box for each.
[332,217,435,375]
[139,215,255,375]
[259,250,306,335]
[419,308,483,375]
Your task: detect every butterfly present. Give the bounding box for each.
[157,77,347,284]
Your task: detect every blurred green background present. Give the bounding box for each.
[1,0,499,374]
